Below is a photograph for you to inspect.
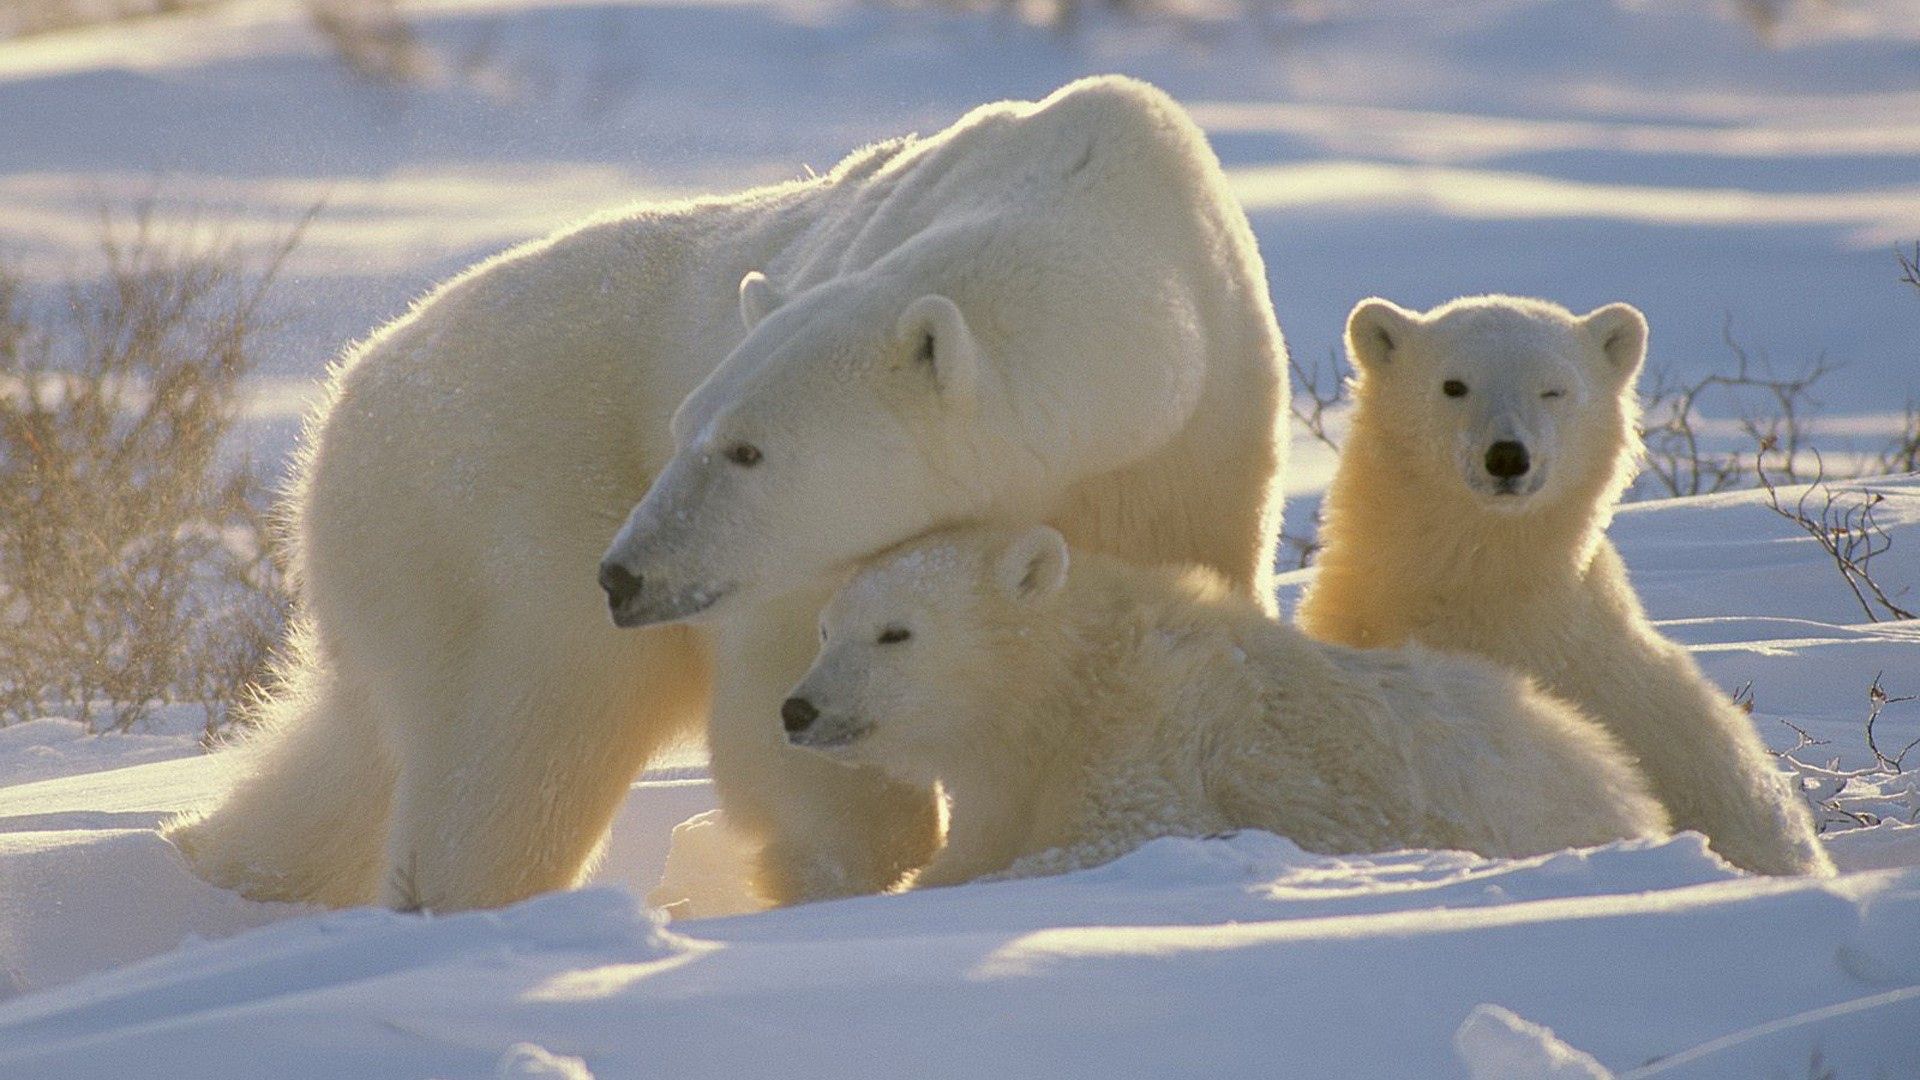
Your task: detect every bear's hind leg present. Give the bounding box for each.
[164,627,396,907]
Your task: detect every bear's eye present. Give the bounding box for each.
[1541,389,1565,400]
[876,625,912,645]
[1442,380,1469,398]
[724,442,763,467]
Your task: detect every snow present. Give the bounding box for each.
[1454,1005,1612,1080]
[0,716,202,787]
[3,833,1919,1079]
[3,0,1919,1076]
[4,480,1918,1078]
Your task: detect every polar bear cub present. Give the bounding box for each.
[783,525,1669,886]
[1298,294,1831,876]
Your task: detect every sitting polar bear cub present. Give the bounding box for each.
[782,525,1669,886]
[1298,294,1831,877]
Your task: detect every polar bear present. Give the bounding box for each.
[1297,295,1831,877]
[164,77,1289,911]
[782,525,1669,886]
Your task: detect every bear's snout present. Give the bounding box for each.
[1484,441,1531,480]
[597,561,645,624]
[782,696,819,734]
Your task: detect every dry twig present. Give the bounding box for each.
[1756,447,1914,623]
[1636,316,1837,499]
[1287,345,1349,453]
[1866,671,1920,772]
[1774,677,1920,832]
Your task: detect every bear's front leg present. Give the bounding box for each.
[377,609,711,912]
[706,589,941,905]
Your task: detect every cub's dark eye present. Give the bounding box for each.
[876,625,912,645]
[1541,389,1565,400]
[724,442,763,467]
[1442,380,1469,398]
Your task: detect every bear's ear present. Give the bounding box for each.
[738,271,782,331]
[896,294,979,410]
[993,526,1070,603]
[1346,298,1421,374]
[1581,303,1648,389]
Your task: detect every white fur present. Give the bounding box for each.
[1298,294,1831,877]
[163,77,1289,910]
[787,526,1669,886]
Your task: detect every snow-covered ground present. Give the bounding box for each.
[3,1,1919,1077]
[3,479,1916,1079]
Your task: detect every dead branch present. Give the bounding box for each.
[1774,679,1920,833]
[1287,345,1350,453]
[1635,316,1838,499]
[1756,448,1915,623]
[1874,399,1920,477]
[1866,671,1920,772]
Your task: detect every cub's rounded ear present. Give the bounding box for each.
[1346,298,1421,374]
[1582,303,1648,388]
[739,271,782,331]
[994,526,1069,603]
[896,294,978,410]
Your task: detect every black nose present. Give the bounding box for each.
[598,561,643,612]
[782,697,819,734]
[1485,441,1531,479]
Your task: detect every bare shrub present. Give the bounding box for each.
[0,0,219,39]
[1278,520,1321,571]
[305,0,429,88]
[1278,346,1350,569]
[1878,250,1920,477]
[1873,400,1920,477]
[2,0,427,89]
[1776,675,1919,832]
[1633,316,1837,500]
[1865,671,1920,772]
[1756,451,1915,623]
[1287,345,1349,454]
[387,851,429,914]
[0,204,302,733]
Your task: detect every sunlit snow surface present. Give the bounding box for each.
[2,480,1916,1079]
[4,1,1920,1076]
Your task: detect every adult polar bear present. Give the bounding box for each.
[166,77,1290,911]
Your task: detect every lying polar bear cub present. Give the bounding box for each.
[782,525,1669,886]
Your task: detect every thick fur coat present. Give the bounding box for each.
[1297,294,1830,877]
[166,77,1289,910]
[786,526,1669,886]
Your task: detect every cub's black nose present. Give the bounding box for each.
[598,561,643,613]
[782,697,819,734]
[1485,441,1531,479]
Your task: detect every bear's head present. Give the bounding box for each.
[1344,295,1646,515]
[599,246,1199,627]
[779,525,1070,783]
